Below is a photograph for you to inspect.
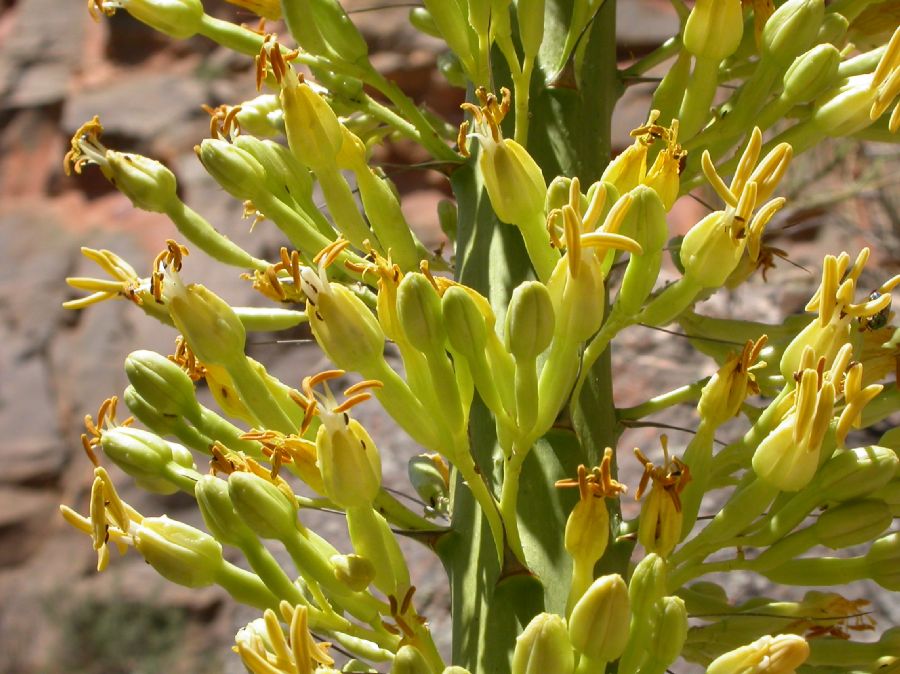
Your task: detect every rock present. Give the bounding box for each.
[0,486,58,567]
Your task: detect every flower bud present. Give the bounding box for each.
[408,7,440,38]
[195,474,255,547]
[196,138,267,201]
[683,0,743,61]
[408,453,450,513]
[813,499,892,549]
[816,11,848,45]
[331,553,376,592]
[812,74,879,137]
[442,669,472,674]
[812,446,899,503]
[760,0,825,71]
[601,144,647,195]
[479,138,547,225]
[505,281,555,361]
[865,532,900,591]
[125,349,202,420]
[872,478,900,517]
[568,574,630,662]
[134,516,224,587]
[783,44,841,105]
[628,553,667,615]
[441,286,488,361]
[231,135,313,207]
[228,471,299,541]
[100,426,195,495]
[391,645,431,674]
[638,486,682,558]
[517,0,545,60]
[615,186,668,316]
[233,95,283,138]
[102,151,178,213]
[649,596,688,667]
[512,612,574,674]
[120,0,203,39]
[707,634,809,674]
[310,0,369,65]
[165,278,246,368]
[397,272,446,355]
[316,416,382,509]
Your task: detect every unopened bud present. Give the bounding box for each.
[783,45,841,105]
[680,211,743,288]
[568,574,630,662]
[397,272,446,355]
[134,516,224,587]
[708,634,809,674]
[120,0,203,39]
[331,553,376,592]
[814,499,892,549]
[104,151,178,213]
[761,0,825,70]
[196,138,266,201]
[512,612,574,674]
[506,281,555,361]
[865,532,900,590]
[649,596,688,667]
[195,474,254,548]
[100,426,195,495]
[391,645,431,674]
[125,349,202,420]
[228,471,299,541]
[233,95,283,137]
[442,286,488,361]
[683,0,743,61]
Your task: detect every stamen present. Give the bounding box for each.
[732,127,763,196]
[582,183,607,232]
[702,151,737,207]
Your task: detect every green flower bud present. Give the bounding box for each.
[616,186,668,316]
[568,574,630,662]
[228,471,299,541]
[344,660,377,673]
[196,138,267,201]
[316,415,382,509]
[165,277,246,368]
[301,268,386,373]
[103,151,178,213]
[234,94,283,138]
[761,0,825,70]
[816,11,848,46]
[195,475,255,548]
[517,0,545,60]
[125,350,202,420]
[331,553,376,592]
[281,72,344,172]
[783,45,841,105]
[391,645,431,674]
[441,669,472,674]
[408,7,440,38]
[872,478,900,517]
[813,499,892,549]
[346,506,409,596]
[649,596,688,667]
[479,138,547,225]
[442,286,489,360]
[512,612,575,674]
[629,553,667,614]
[281,0,331,56]
[812,446,899,503]
[310,0,369,64]
[707,634,810,674]
[812,74,879,136]
[408,453,449,513]
[100,427,195,495]
[505,281,555,361]
[119,0,203,39]
[134,516,224,588]
[865,532,900,590]
[397,272,446,354]
[232,135,313,207]
[683,0,743,61]
[422,0,477,77]
[437,198,458,242]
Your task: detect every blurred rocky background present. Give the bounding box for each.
[0,0,897,672]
